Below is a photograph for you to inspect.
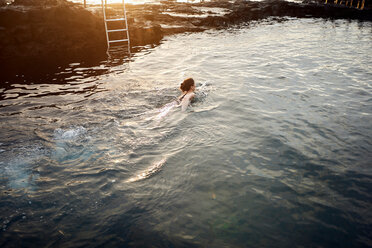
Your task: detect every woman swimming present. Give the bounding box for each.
[178,78,196,111]
[156,78,196,119]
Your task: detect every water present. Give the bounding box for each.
[0,18,371,247]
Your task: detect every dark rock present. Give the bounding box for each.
[0,2,106,66]
[130,24,163,46]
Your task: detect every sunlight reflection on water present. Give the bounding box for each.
[0,18,371,247]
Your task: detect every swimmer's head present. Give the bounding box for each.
[180,78,195,92]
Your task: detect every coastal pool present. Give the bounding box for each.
[0,18,371,247]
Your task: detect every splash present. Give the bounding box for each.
[1,146,44,190]
[51,126,93,163]
[156,101,178,120]
[54,126,87,140]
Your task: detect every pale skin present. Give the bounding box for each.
[179,84,195,111]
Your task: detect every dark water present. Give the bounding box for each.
[0,18,371,247]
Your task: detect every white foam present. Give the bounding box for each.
[54,126,87,140]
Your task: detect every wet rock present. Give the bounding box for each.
[0,2,106,71]
[0,0,10,6]
[225,0,371,23]
[130,24,163,46]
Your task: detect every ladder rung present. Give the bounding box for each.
[109,39,129,43]
[106,18,126,22]
[107,28,127,32]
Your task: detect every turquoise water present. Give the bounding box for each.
[0,18,371,247]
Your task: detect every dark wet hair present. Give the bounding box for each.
[180,78,195,92]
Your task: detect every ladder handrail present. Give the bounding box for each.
[122,0,131,51]
[101,0,131,55]
[101,0,110,50]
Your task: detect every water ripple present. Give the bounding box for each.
[0,18,371,247]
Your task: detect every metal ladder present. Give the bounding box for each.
[101,0,131,54]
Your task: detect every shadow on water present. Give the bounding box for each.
[0,40,159,85]
[0,44,145,101]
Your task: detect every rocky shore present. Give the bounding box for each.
[0,0,371,78]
